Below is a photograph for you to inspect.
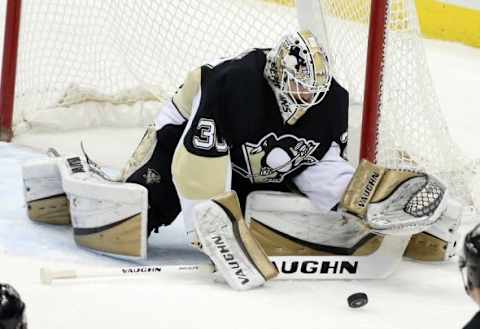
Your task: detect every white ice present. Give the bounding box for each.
[1,38,480,329]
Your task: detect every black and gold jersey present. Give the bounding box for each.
[181,48,349,185]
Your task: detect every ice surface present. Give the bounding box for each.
[1,38,479,329]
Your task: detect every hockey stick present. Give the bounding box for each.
[269,234,409,280]
[40,263,215,285]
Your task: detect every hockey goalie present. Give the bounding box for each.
[22,31,461,290]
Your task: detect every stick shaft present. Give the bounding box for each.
[40,263,215,284]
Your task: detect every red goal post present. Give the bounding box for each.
[360,0,388,163]
[0,0,20,141]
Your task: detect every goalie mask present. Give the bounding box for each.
[264,30,332,125]
[460,223,480,298]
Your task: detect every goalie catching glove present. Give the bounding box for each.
[193,191,278,291]
[341,160,448,236]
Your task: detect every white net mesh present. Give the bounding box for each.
[314,0,478,208]
[0,0,478,208]
[2,0,298,132]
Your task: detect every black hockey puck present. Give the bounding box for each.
[347,292,368,308]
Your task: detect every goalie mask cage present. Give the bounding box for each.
[0,0,477,209]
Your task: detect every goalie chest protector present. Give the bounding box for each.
[184,49,349,185]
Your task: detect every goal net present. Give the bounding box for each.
[0,0,477,209]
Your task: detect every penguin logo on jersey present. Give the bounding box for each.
[233,133,319,183]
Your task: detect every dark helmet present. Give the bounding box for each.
[0,284,27,329]
[460,223,480,294]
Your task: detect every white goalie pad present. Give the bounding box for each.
[245,192,370,250]
[58,156,148,259]
[22,157,70,225]
[245,191,410,280]
[23,158,64,203]
[193,191,278,290]
[194,201,269,290]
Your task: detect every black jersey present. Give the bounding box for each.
[183,49,349,185]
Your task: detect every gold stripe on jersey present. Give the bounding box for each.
[172,144,229,199]
[172,68,201,119]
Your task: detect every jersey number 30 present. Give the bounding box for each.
[193,118,228,152]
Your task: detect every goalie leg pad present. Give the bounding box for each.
[194,191,278,291]
[59,156,148,259]
[341,160,447,235]
[404,198,462,261]
[22,158,70,225]
[245,191,382,256]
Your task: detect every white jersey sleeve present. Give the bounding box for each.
[293,142,354,212]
